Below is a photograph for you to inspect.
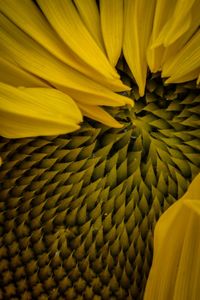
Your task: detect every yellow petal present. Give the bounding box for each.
[161,0,200,67]
[123,0,156,96]
[144,174,200,300]
[100,0,123,66]
[163,30,200,83]
[37,0,118,81]
[0,83,82,138]
[164,68,200,85]
[0,57,48,87]
[60,85,133,107]
[0,13,131,107]
[147,0,176,72]
[0,0,74,65]
[74,0,105,51]
[78,103,123,128]
[0,0,125,91]
[151,17,190,49]
[153,0,196,48]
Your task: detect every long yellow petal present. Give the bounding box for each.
[164,30,200,83]
[58,84,133,107]
[123,0,156,96]
[146,0,176,72]
[0,14,132,107]
[0,83,82,138]
[0,0,126,91]
[0,0,74,65]
[165,68,200,84]
[153,0,196,48]
[37,0,118,80]
[78,103,123,128]
[74,0,105,51]
[100,0,123,66]
[0,57,48,87]
[144,174,200,300]
[162,0,200,68]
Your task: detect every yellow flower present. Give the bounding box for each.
[0,1,199,300]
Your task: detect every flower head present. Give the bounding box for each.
[0,1,199,300]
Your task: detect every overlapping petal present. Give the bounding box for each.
[146,0,175,72]
[0,57,48,87]
[0,83,82,138]
[147,0,200,83]
[74,0,104,51]
[0,0,128,92]
[0,13,130,101]
[152,0,199,48]
[78,103,123,128]
[163,30,200,83]
[37,0,127,91]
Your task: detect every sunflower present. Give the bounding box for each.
[0,0,199,299]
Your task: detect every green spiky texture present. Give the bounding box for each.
[0,78,199,300]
